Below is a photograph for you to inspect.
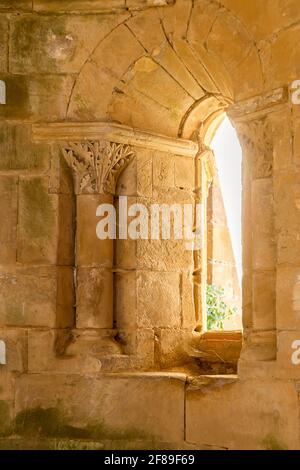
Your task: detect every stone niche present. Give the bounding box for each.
[30,121,208,372]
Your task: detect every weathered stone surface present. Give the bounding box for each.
[2,0,300,451]
[181,273,196,329]
[253,272,276,330]
[231,47,263,100]
[259,26,300,88]
[277,267,300,330]
[0,124,50,172]
[17,177,58,265]
[0,266,74,328]
[0,75,74,121]
[127,10,205,101]
[186,378,298,450]
[76,268,113,329]
[251,179,275,271]
[159,329,193,368]
[274,171,300,265]
[277,331,300,379]
[293,118,300,166]
[240,330,276,363]
[68,24,144,121]
[0,177,18,265]
[15,372,185,441]
[27,329,105,374]
[137,271,180,328]
[0,329,27,372]
[269,110,293,170]
[136,239,194,271]
[110,56,194,138]
[0,17,7,73]
[0,371,15,402]
[174,156,194,189]
[33,0,125,12]
[137,149,152,198]
[207,10,251,71]
[77,194,113,268]
[187,0,219,46]
[0,1,31,10]
[115,272,137,329]
[10,14,129,74]
[152,152,175,189]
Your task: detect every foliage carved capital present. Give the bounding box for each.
[61,141,134,195]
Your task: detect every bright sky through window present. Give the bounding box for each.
[211,116,243,286]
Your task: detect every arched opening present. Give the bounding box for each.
[207,116,243,331]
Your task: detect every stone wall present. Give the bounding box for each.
[0,0,300,450]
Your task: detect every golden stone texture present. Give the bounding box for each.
[1,0,300,451]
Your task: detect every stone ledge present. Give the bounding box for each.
[32,122,199,157]
[32,0,175,13]
[228,87,288,122]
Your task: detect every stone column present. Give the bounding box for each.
[228,90,284,368]
[61,140,134,352]
[193,145,215,332]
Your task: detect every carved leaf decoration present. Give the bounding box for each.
[98,143,135,194]
[61,140,134,195]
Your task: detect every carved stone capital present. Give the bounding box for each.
[235,119,273,179]
[61,140,134,195]
[197,148,215,197]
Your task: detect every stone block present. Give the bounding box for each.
[181,273,196,329]
[115,272,137,329]
[0,1,32,10]
[261,27,300,88]
[0,74,74,121]
[137,239,194,271]
[49,144,75,195]
[187,0,219,47]
[0,123,50,172]
[274,171,300,265]
[27,329,105,374]
[159,328,193,368]
[0,266,74,328]
[294,118,300,166]
[137,271,180,328]
[240,330,276,363]
[115,157,137,197]
[207,10,250,71]
[277,331,300,379]
[186,377,298,449]
[57,194,75,266]
[253,272,276,330]
[115,237,137,270]
[68,24,144,121]
[0,176,18,265]
[0,371,15,401]
[137,149,152,198]
[153,152,174,189]
[76,267,113,329]
[134,329,155,369]
[15,372,185,442]
[17,177,58,264]
[10,13,129,74]
[0,328,27,372]
[251,178,275,270]
[0,17,7,73]
[231,47,263,101]
[77,194,113,268]
[174,156,194,189]
[33,0,125,12]
[277,267,300,330]
[269,110,293,170]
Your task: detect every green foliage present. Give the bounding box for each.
[206,284,236,331]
